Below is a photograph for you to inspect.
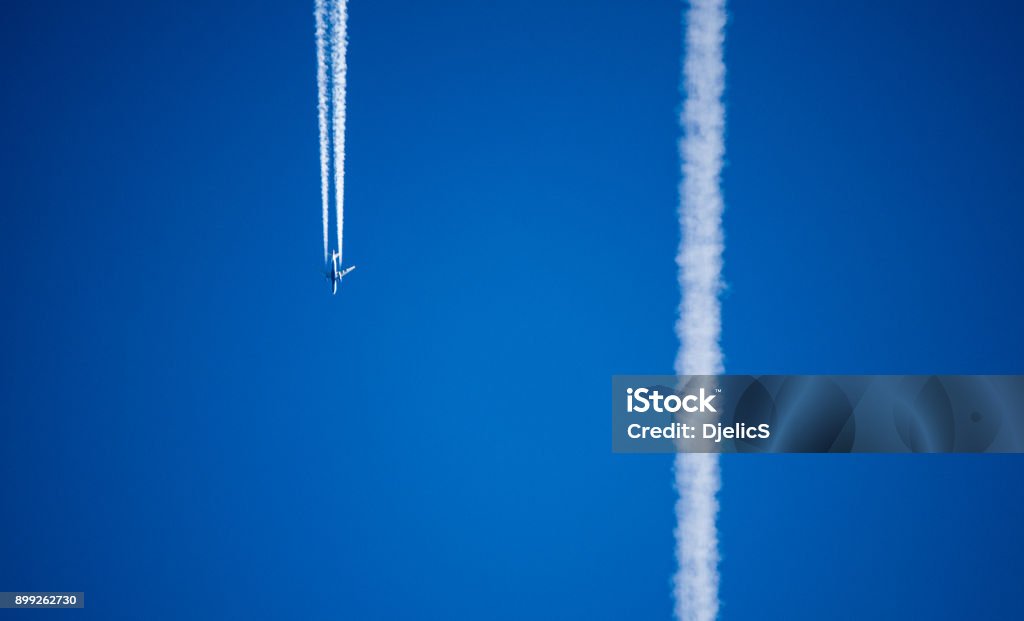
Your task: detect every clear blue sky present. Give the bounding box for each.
[2,0,1023,618]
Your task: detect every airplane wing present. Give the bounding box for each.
[339,266,356,278]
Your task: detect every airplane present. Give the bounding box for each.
[325,250,355,294]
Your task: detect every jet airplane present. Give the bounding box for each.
[325,250,355,294]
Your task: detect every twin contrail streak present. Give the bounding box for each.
[313,0,348,264]
[674,0,726,620]
[330,0,348,265]
[314,0,330,262]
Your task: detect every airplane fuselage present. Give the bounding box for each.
[326,251,355,295]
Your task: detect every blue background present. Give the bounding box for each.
[2,0,1023,618]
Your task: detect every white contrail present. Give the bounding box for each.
[314,0,330,262]
[673,452,721,621]
[673,0,726,620]
[330,0,348,264]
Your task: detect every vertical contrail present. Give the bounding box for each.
[314,0,330,262]
[673,453,720,621]
[673,0,726,620]
[330,0,348,264]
